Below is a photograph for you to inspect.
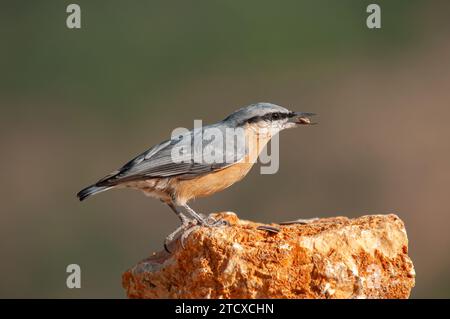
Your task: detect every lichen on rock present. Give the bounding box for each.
[122,213,415,299]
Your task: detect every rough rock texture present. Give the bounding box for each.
[122,213,415,299]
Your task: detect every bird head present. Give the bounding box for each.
[224,102,316,133]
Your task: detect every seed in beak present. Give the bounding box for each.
[297,117,311,124]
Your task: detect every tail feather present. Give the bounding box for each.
[77,185,112,201]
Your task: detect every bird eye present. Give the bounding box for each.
[271,113,280,120]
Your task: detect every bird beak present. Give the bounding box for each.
[290,112,317,125]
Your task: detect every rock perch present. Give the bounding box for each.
[122,213,415,298]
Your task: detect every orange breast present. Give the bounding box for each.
[173,161,254,204]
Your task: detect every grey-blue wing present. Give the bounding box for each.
[97,124,247,186]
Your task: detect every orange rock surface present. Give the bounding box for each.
[122,213,415,298]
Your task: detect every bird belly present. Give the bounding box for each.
[172,162,254,204]
[125,178,172,202]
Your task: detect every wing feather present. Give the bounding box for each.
[97,124,247,186]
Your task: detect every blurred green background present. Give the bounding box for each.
[1,0,449,298]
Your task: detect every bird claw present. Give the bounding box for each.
[164,216,230,252]
[180,224,201,248]
[205,217,230,227]
[179,217,229,248]
[164,220,197,253]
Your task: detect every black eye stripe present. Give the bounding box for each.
[265,112,288,121]
[245,112,289,124]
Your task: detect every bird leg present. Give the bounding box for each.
[164,202,197,253]
[164,203,230,253]
[181,203,208,224]
[182,204,229,227]
[167,202,190,224]
[178,206,229,249]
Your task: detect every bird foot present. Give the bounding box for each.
[203,215,230,227]
[164,215,230,253]
[164,220,198,253]
[179,216,229,248]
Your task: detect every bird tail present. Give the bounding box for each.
[77,185,112,201]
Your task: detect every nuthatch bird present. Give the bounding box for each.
[77,102,315,249]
